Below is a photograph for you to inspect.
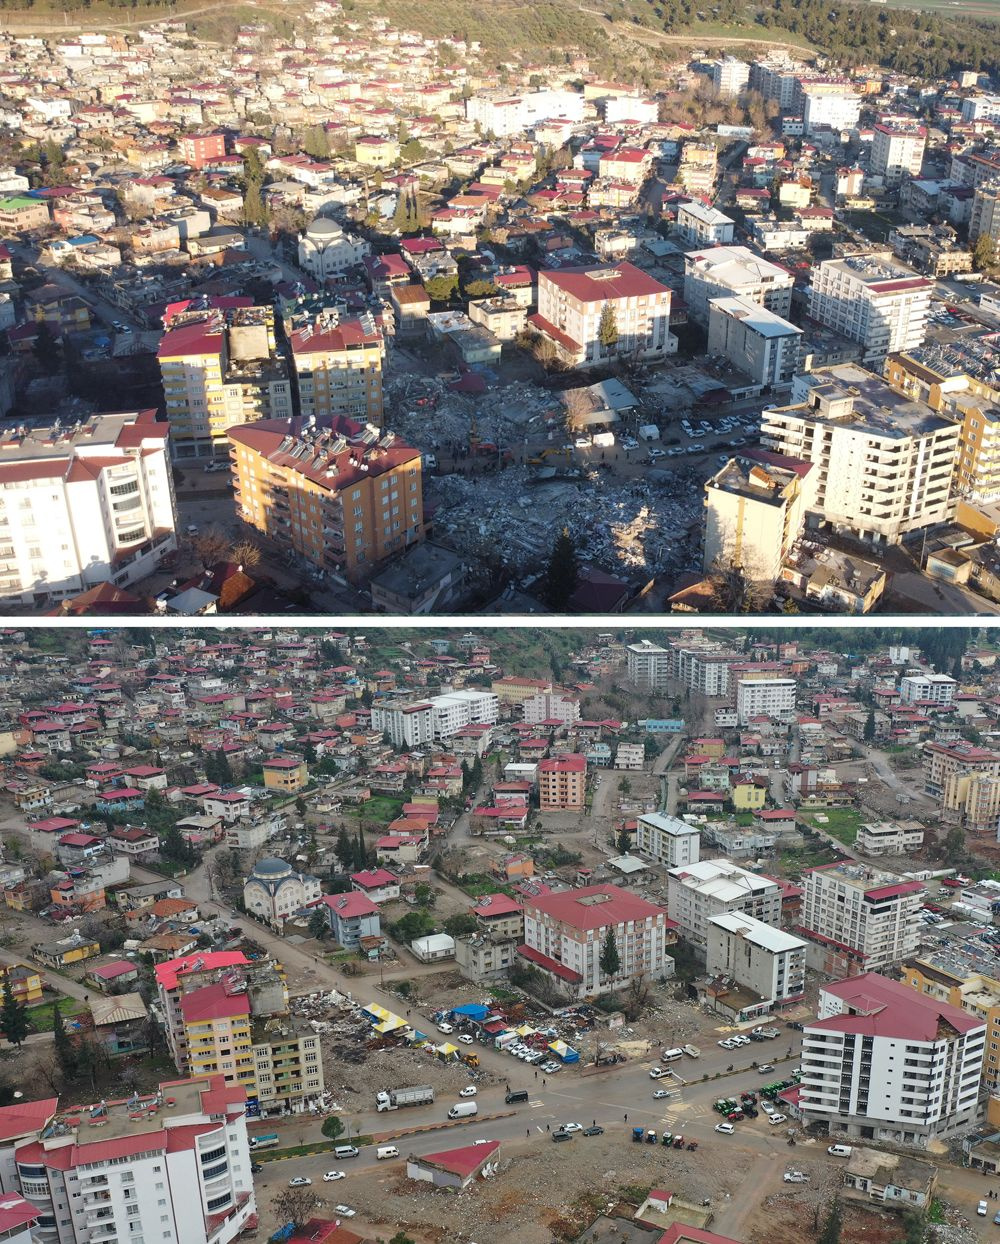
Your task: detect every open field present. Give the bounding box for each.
[799,808,863,847]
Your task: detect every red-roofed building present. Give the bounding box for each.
[9,1076,256,1244]
[801,972,984,1148]
[406,1139,500,1189]
[531,262,674,367]
[657,1228,745,1244]
[538,753,587,811]
[520,884,674,999]
[350,868,400,903]
[0,1192,40,1243]
[322,891,381,947]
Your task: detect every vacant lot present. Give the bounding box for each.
[800,808,862,847]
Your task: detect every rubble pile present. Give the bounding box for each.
[319,1043,503,1108]
[428,468,702,579]
[385,376,553,450]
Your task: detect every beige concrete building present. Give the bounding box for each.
[703,456,807,581]
[289,314,385,425]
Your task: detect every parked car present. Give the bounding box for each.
[647,448,666,459]
[582,1126,604,1136]
[560,1123,582,1133]
[323,1172,345,1182]
[714,1123,735,1134]
[552,1130,572,1142]
[783,1172,809,1183]
[978,1200,989,1217]
[334,1206,356,1218]
[652,1090,671,1099]
[459,1086,477,1098]
[288,1177,312,1187]
[768,1114,787,1126]
[458,1034,474,1044]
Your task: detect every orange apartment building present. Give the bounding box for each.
[538,753,587,811]
[228,414,425,582]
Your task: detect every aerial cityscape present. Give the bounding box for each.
[0,623,995,1244]
[1,2,1000,612]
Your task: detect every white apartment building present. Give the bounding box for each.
[603,95,659,125]
[666,858,783,946]
[806,255,932,361]
[683,246,795,327]
[706,911,807,1007]
[871,124,926,186]
[703,455,807,582]
[748,55,801,109]
[636,812,701,868]
[799,973,985,1148]
[530,263,675,367]
[801,84,861,135]
[521,689,581,727]
[707,296,802,389]
[711,57,749,98]
[297,216,370,281]
[520,884,674,999]
[675,645,736,696]
[0,409,177,607]
[970,180,1000,244]
[799,861,924,975]
[12,1075,257,1244]
[899,673,957,706]
[465,88,585,137]
[676,201,736,248]
[761,365,959,545]
[855,821,925,855]
[626,640,672,690]
[371,690,499,747]
[961,94,1000,123]
[736,677,796,724]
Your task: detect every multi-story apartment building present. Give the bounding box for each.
[289,314,384,425]
[736,677,796,724]
[538,754,587,811]
[0,409,176,607]
[677,143,718,195]
[158,305,293,459]
[798,861,924,976]
[748,55,801,110]
[799,973,984,1149]
[322,891,380,948]
[683,246,794,327]
[806,255,932,361]
[970,179,1000,244]
[10,1075,257,1244]
[855,821,925,855]
[228,414,424,582]
[371,690,499,747]
[703,455,807,582]
[899,673,956,706]
[706,912,807,1009]
[676,202,735,248]
[800,82,862,135]
[666,859,783,947]
[635,812,700,867]
[521,689,580,727]
[529,262,675,367]
[707,296,801,390]
[465,88,585,137]
[673,644,737,696]
[901,954,1000,1094]
[711,56,749,98]
[155,952,322,1116]
[760,365,958,545]
[520,884,675,998]
[625,640,672,691]
[870,123,926,186]
[921,740,1000,800]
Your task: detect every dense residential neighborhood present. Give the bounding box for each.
[0,7,997,611]
[0,625,992,1243]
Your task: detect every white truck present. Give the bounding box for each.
[375,1085,435,1112]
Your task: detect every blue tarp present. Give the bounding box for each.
[451,1003,489,1020]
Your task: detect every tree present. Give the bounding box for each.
[617,828,631,854]
[302,125,330,159]
[160,822,194,866]
[389,1234,416,1244]
[424,274,458,303]
[272,1187,326,1230]
[414,882,434,907]
[444,913,478,937]
[241,179,270,228]
[541,527,578,610]
[353,825,368,871]
[597,302,619,354]
[0,979,27,1048]
[973,233,996,272]
[863,709,876,744]
[308,908,328,941]
[817,1198,842,1244]
[231,538,262,570]
[321,1115,345,1141]
[392,910,435,942]
[599,927,621,979]
[32,321,62,372]
[52,1005,79,1080]
[335,826,353,868]
[706,558,769,613]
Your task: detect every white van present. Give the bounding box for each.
[827,1144,853,1158]
[376,1145,399,1160]
[661,1048,684,1062]
[333,1145,360,1160]
[447,1102,478,1120]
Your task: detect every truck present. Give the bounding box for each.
[248,1133,280,1150]
[375,1085,435,1112]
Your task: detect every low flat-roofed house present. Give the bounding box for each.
[842,1148,937,1209]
